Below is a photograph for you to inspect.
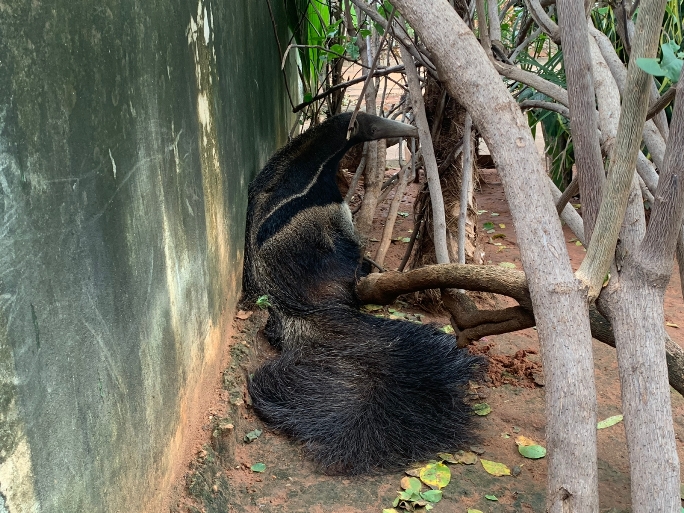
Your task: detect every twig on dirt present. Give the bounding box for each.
[398,204,426,272]
[375,164,411,268]
[381,148,422,191]
[363,255,386,272]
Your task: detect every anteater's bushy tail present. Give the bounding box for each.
[248,307,486,475]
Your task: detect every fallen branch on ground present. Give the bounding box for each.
[355,262,684,396]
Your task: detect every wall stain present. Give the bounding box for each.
[29,304,39,349]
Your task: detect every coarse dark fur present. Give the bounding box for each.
[243,112,486,474]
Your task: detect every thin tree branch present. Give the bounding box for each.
[576,0,669,299]
[511,27,544,62]
[637,80,684,271]
[556,0,605,242]
[487,0,502,43]
[265,0,295,110]
[519,99,570,118]
[647,86,677,121]
[476,0,493,58]
[398,203,425,272]
[494,61,570,105]
[293,65,406,113]
[344,142,369,203]
[524,0,561,43]
[555,177,579,215]
[547,176,586,245]
[458,113,474,267]
[374,165,411,267]
[400,43,451,264]
[348,6,397,134]
[348,0,437,75]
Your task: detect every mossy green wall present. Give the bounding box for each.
[0,0,293,511]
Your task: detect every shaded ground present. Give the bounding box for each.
[169,167,684,513]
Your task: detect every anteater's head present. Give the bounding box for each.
[346,111,418,144]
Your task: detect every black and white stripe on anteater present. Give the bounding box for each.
[243,112,486,474]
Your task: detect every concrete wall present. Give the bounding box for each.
[0,0,293,511]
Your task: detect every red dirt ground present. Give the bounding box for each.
[168,165,684,513]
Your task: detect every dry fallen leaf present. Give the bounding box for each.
[236,310,253,320]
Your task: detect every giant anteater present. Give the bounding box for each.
[243,112,486,474]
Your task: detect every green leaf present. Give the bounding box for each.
[441,324,454,334]
[597,414,624,429]
[518,444,547,459]
[481,459,511,476]
[437,452,458,463]
[244,429,263,443]
[637,41,683,82]
[255,295,271,309]
[485,494,499,501]
[362,304,383,312]
[303,92,313,103]
[473,403,492,416]
[420,490,443,503]
[637,57,669,77]
[359,28,372,38]
[250,462,266,472]
[483,221,495,230]
[397,490,414,500]
[419,462,451,489]
[660,40,683,82]
[329,44,345,56]
[401,476,422,493]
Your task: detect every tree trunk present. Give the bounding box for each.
[601,79,683,513]
[389,1,598,510]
